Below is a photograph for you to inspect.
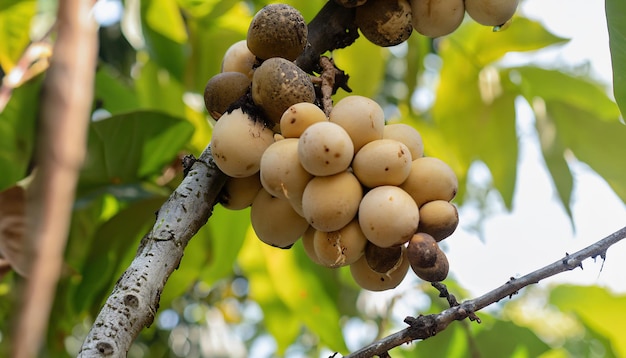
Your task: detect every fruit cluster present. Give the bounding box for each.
[339,0,520,46]
[204,3,460,291]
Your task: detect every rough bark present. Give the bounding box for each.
[78,148,227,357]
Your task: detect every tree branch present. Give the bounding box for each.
[12,1,97,357]
[343,225,626,358]
[78,147,228,357]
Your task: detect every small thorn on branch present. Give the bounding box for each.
[431,282,481,322]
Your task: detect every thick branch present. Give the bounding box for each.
[13,1,97,357]
[344,225,626,358]
[295,0,359,73]
[77,148,228,357]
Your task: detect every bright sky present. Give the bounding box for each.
[445,0,626,297]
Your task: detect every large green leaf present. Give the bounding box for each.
[606,0,626,116]
[94,66,140,114]
[69,196,166,315]
[473,318,551,357]
[444,17,568,68]
[550,285,626,357]
[78,111,194,193]
[140,0,187,80]
[0,76,41,191]
[0,0,36,72]
[546,101,626,203]
[238,229,348,354]
[512,67,622,215]
[513,67,620,121]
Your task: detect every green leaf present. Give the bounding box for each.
[0,0,36,72]
[94,66,140,114]
[78,111,194,192]
[606,0,626,116]
[512,67,619,121]
[473,317,551,357]
[445,17,568,67]
[135,58,186,117]
[140,0,187,80]
[70,197,165,315]
[550,285,626,357]
[0,76,41,191]
[238,229,348,354]
[200,205,249,285]
[545,101,626,203]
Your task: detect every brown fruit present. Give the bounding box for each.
[252,57,316,125]
[406,232,439,269]
[363,241,403,273]
[247,4,308,61]
[203,72,251,120]
[410,248,449,282]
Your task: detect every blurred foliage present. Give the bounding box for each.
[0,0,625,357]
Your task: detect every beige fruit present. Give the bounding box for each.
[247,4,308,61]
[221,40,256,79]
[250,189,309,249]
[417,200,459,241]
[298,121,354,176]
[329,95,385,152]
[400,156,458,207]
[383,123,424,159]
[313,219,367,268]
[220,174,262,210]
[302,171,363,232]
[410,0,465,38]
[203,72,251,120]
[280,102,328,138]
[301,226,322,265]
[350,244,409,291]
[465,0,519,26]
[260,138,312,202]
[252,57,316,125]
[352,139,412,188]
[355,0,413,47]
[210,108,275,178]
[358,186,419,247]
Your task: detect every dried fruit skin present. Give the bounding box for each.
[356,0,413,47]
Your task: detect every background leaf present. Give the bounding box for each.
[78,111,194,193]
[0,0,36,72]
[606,0,626,116]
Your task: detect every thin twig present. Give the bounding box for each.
[12,1,98,357]
[343,226,626,358]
